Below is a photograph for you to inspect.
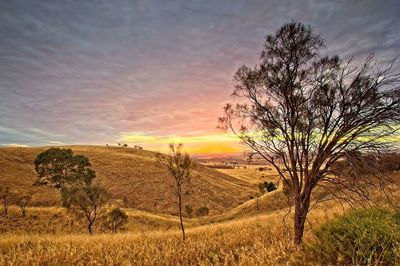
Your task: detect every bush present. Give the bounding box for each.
[196,206,209,217]
[309,208,400,265]
[265,182,276,192]
[185,205,193,218]
[258,182,277,194]
[102,208,129,233]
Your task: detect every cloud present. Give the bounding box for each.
[3,143,30,147]
[0,0,399,150]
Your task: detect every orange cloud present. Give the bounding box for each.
[119,132,243,154]
[182,142,242,154]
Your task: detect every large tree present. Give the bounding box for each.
[157,143,192,240]
[220,22,400,244]
[34,148,105,234]
[34,148,96,188]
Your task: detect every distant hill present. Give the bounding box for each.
[0,146,257,215]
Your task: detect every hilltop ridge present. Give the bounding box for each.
[0,145,257,215]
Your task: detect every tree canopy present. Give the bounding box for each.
[61,183,110,234]
[34,148,96,188]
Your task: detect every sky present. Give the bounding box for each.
[0,0,399,154]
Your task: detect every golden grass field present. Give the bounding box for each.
[1,146,399,265]
[0,202,348,266]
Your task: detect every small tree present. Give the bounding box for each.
[34,148,96,188]
[220,21,400,244]
[185,205,193,218]
[102,208,128,233]
[157,143,192,240]
[61,184,110,234]
[122,144,128,147]
[16,193,32,217]
[0,187,14,216]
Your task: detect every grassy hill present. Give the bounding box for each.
[0,201,351,265]
[0,146,257,215]
[2,145,400,265]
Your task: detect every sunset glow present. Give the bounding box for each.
[119,132,243,154]
[0,1,399,155]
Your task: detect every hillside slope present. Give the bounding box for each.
[0,146,257,215]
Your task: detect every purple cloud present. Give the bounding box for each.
[0,0,399,148]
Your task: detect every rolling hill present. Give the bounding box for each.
[1,146,400,265]
[0,146,257,215]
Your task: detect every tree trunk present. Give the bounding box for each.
[88,221,93,235]
[293,194,311,245]
[178,193,186,240]
[112,221,116,233]
[256,197,259,211]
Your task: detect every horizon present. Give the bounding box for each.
[1,0,400,155]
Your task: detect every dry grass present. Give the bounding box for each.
[0,146,256,215]
[0,178,399,265]
[0,201,347,266]
[0,206,188,234]
[216,164,280,185]
[1,146,400,265]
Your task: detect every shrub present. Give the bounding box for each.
[185,205,193,218]
[309,208,400,265]
[265,182,277,192]
[102,208,129,233]
[196,206,209,217]
[258,182,277,194]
